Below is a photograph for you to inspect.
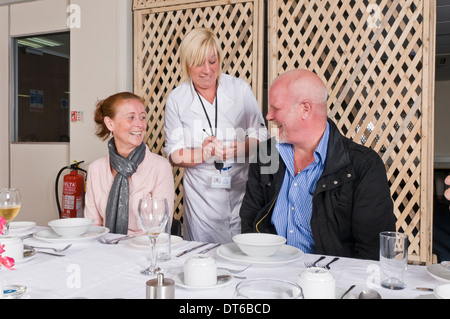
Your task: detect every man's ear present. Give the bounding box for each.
[300,101,313,120]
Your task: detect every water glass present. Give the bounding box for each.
[155,220,171,262]
[379,231,408,290]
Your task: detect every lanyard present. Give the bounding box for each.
[195,86,224,172]
[196,88,218,137]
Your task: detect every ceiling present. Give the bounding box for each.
[436,0,450,80]
[437,0,450,54]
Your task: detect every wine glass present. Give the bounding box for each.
[0,188,22,236]
[138,197,169,275]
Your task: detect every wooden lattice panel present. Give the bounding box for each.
[134,0,264,223]
[268,0,435,264]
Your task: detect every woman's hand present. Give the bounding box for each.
[202,136,217,163]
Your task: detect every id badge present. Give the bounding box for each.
[211,174,232,189]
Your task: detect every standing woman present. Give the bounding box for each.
[164,27,268,243]
[85,92,174,235]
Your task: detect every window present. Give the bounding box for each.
[12,32,70,142]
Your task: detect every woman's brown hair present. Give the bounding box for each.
[94,92,145,141]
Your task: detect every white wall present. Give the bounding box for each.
[70,0,133,164]
[0,6,9,188]
[1,0,133,226]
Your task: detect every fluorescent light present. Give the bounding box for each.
[26,37,62,47]
[17,39,43,48]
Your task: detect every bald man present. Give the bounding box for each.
[240,69,395,260]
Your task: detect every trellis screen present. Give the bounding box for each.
[134,0,435,264]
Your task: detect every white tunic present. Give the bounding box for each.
[164,74,268,243]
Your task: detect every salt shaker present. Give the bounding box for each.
[146,273,175,299]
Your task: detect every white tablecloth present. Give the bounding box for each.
[0,227,444,299]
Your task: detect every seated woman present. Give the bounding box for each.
[85,92,174,235]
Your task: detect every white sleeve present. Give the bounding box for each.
[164,94,187,157]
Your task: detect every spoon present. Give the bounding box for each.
[217,275,246,283]
[358,289,382,299]
[340,284,356,299]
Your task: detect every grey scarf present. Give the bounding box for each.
[105,138,146,234]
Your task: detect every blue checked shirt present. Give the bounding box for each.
[271,122,329,253]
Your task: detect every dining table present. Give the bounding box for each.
[0,225,446,301]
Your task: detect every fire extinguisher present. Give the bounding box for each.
[55,161,87,219]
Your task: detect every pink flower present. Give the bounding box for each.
[0,240,16,270]
[0,216,5,235]
[0,256,15,270]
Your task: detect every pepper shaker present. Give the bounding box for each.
[146,273,175,299]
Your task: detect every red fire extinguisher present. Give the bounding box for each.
[56,161,87,219]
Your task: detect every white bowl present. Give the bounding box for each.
[48,218,94,237]
[232,233,286,257]
[434,283,450,299]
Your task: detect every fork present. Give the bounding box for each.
[97,235,133,244]
[304,256,326,268]
[318,257,340,269]
[218,264,252,274]
[24,243,72,252]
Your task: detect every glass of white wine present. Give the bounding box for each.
[137,197,169,276]
[0,188,21,236]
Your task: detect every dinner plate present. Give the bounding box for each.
[217,243,303,266]
[427,264,450,283]
[174,270,233,290]
[8,221,36,233]
[33,225,109,242]
[129,235,183,249]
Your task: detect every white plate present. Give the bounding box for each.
[427,264,450,283]
[217,243,303,266]
[174,270,233,290]
[9,221,36,233]
[129,235,183,249]
[33,225,109,242]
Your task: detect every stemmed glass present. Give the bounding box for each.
[138,197,169,275]
[0,188,22,236]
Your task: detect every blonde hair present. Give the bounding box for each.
[179,27,222,81]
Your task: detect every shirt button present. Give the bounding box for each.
[294,183,298,187]
[291,207,295,211]
[289,230,294,234]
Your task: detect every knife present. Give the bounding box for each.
[176,243,209,257]
[198,244,220,254]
